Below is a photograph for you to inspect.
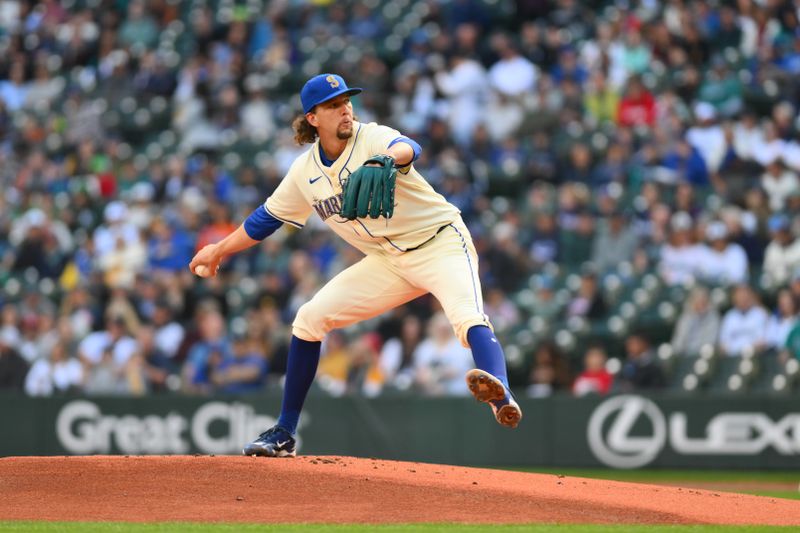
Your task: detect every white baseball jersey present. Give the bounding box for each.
[264,121,460,255]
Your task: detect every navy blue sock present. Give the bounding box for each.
[277,335,322,434]
[467,325,510,388]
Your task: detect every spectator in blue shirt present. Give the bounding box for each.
[212,335,268,394]
[148,217,195,273]
[183,308,230,394]
[662,138,710,186]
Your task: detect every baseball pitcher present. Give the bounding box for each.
[189,74,522,457]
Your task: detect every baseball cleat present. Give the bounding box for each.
[465,369,522,428]
[243,425,297,457]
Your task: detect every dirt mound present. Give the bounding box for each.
[1,456,798,525]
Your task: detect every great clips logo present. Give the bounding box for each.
[587,395,800,468]
[55,401,287,455]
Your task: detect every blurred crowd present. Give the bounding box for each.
[2,0,800,398]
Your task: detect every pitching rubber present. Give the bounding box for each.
[465,369,522,429]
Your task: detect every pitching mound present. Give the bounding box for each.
[1,456,798,525]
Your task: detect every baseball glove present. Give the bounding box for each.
[340,154,396,220]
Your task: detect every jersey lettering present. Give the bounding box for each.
[313,193,344,221]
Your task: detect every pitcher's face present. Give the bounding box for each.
[307,95,354,140]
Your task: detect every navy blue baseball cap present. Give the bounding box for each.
[301,74,362,114]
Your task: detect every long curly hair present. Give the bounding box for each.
[292,115,318,145]
[292,113,360,145]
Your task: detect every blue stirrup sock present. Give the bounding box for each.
[467,325,510,389]
[277,335,322,434]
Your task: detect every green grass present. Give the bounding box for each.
[516,468,800,483]
[509,469,800,500]
[742,491,800,500]
[1,525,799,533]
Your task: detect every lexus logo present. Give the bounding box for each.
[587,395,667,469]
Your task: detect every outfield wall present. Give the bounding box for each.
[1,392,798,469]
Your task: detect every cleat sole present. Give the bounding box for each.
[497,404,522,429]
[465,369,506,403]
[465,369,523,429]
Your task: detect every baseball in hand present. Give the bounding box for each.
[194,265,213,278]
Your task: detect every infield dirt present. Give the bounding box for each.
[1,456,799,525]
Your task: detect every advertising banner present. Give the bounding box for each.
[1,393,797,469]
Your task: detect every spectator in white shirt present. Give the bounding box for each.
[659,211,705,286]
[93,201,146,288]
[126,182,156,231]
[78,315,139,369]
[488,35,538,98]
[24,342,84,396]
[761,157,799,211]
[93,203,141,258]
[686,102,727,174]
[485,92,524,142]
[389,65,435,136]
[764,289,798,350]
[699,221,749,285]
[763,213,800,285]
[592,208,639,275]
[582,22,627,90]
[152,301,185,359]
[671,286,721,355]
[9,208,74,257]
[434,52,489,146]
[379,314,423,390]
[239,83,276,143]
[782,139,800,172]
[731,112,764,161]
[25,62,63,110]
[0,61,28,112]
[751,121,786,167]
[718,284,769,356]
[413,312,473,396]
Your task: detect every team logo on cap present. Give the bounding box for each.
[326,75,340,88]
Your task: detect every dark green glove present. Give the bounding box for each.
[340,154,397,220]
